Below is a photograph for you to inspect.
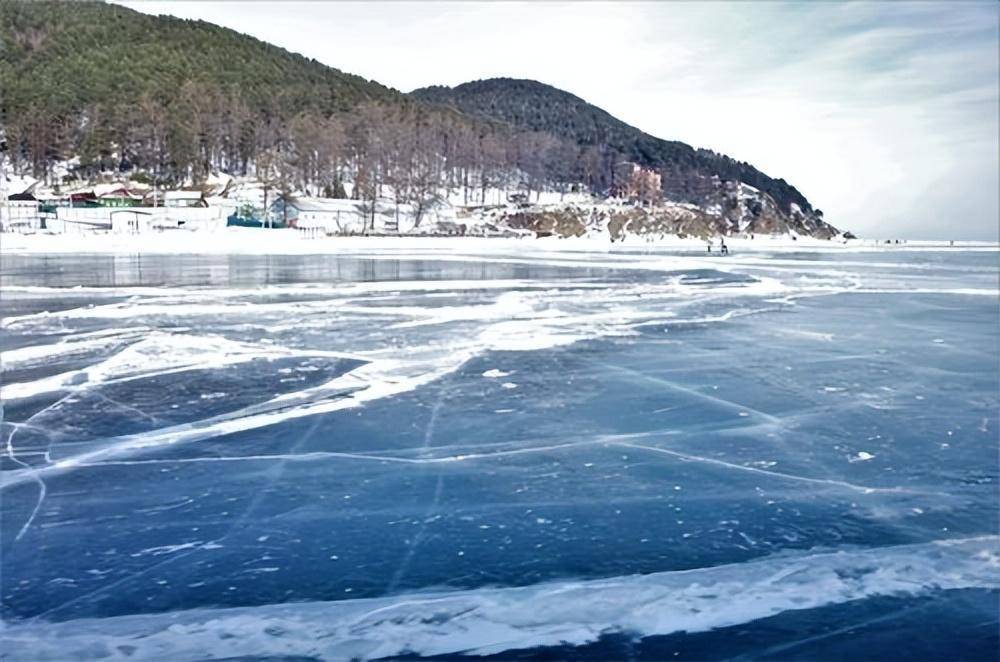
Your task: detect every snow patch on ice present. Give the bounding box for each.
[2,536,996,661]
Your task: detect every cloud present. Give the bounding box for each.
[118,1,999,239]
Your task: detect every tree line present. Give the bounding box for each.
[1,2,637,215]
[1,1,815,220]
[414,78,816,214]
[4,79,639,216]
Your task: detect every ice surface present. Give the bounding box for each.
[2,536,997,660]
[1,248,997,660]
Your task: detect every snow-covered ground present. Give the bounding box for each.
[2,227,996,256]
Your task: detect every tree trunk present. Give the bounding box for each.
[263,183,269,228]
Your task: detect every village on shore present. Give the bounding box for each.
[0,166,976,250]
[0,171,461,237]
[0,160,824,238]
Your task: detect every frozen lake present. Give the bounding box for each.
[1,246,998,660]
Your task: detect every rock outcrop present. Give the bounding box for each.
[470,192,840,241]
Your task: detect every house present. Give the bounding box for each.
[1,192,41,232]
[163,190,208,208]
[271,197,367,234]
[95,184,146,207]
[612,162,662,203]
[65,189,100,207]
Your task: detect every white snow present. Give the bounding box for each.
[2,536,996,661]
[2,226,995,255]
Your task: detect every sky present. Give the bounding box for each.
[118,1,999,240]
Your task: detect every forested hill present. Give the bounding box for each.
[0,1,399,116]
[0,1,416,180]
[1,1,827,235]
[412,78,815,214]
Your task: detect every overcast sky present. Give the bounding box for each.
[119,1,999,240]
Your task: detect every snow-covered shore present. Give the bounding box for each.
[2,229,996,256]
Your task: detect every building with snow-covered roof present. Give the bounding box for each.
[272,197,368,234]
[1,192,41,232]
[612,162,662,203]
[67,191,100,207]
[163,190,208,208]
[95,184,146,207]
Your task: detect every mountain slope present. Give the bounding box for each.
[411,78,817,216]
[1,3,838,238]
[0,1,429,180]
[0,1,400,119]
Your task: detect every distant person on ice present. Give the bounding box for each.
[720,239,729,255]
